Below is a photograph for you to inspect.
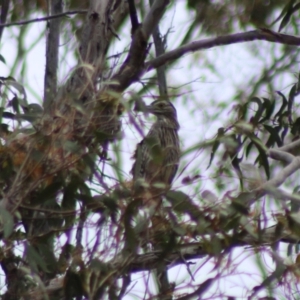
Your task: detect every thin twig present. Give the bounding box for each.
[0,10,87,28]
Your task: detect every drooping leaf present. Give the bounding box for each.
[264,125,282,147]
[26,244,48,273]
[4,78,27,106]
[249,97,263,125]
[64,268,85,299]
[245,140,254,158]
[259,98,275,124]
[166,190,201,221]
[230,198,249,215]
[288,84,297,124]
[0,54,6,64]
[253,257,286,295]
[0,208,14,238]
[278,2,300,32]
[291,117,300,136]
[207,127,224,169]
[123,198,141,254]
[274,91,288,120]
[62,177,80,227]
[248,134,270,179]
[291,186,300,212]
[287,212,300,237]
[10,96,20,114]
[272,0,296,26]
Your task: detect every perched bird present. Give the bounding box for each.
[131,100,180,201]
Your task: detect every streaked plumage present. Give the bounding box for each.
[131,100,180,196]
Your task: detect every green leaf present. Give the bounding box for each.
[10,96,20,114]
[287,212,300,236]
[230,199,249,215]
[0,54,6,64]
[264,125,282,147]
[64,140,81,153]
[249,97,263,125]
[247,134,269,178]
[279,2,300,32]
[259,98,275,124]
[245,140,254,158]
[207,127,224,169]
[166,190,201,221]
[253,257,286,294]
[123,199,141,254]
[36,243,57,273]
[4,78,27,106]
[0,208,14,238]
[62,178,80,227]
[288,84,297,124]
[275,91,288,120]
[26,244,48,273]
[291,117,300,135]
[31,181,62,206]
[291,186,300,212]
[64,268,84,298]
[272,0,295,25]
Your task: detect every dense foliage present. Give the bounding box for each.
[1,0,300,299]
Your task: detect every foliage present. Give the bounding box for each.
[1,0,300,299]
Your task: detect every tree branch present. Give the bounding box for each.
[145,29,300,72]
[27,222,300,299]
[128,0,139,33]
[142,0,170,40]
[111,0,170,92]
[0,0,10,42]
[149,0,170,297]
[0,10,87,28]
[43,0,63,111]
[150,0,168,98]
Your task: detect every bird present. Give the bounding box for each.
[131,100,180,202]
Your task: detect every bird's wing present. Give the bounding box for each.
[131,127,160,180]
[162,146,180,184]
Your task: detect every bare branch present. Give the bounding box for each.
[150,0,168,98]
[128,0,139,33]
[264,187,300,205]
[145,29,300,72]
[142,0,170,40]
[27,223,300,299]
[111,0,170,92]
[264,157,300,190]
[268,149,294,163]
[0,0,9,42]
[277,138,300,152]
[43,0,63,110]
[56,0,119,107]
[0,10,87,28]
[149,0,170,296]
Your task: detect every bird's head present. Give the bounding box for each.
[146,100,177,120]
